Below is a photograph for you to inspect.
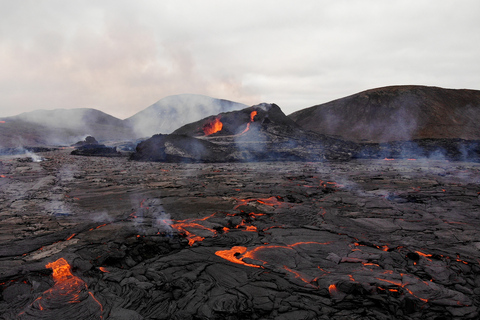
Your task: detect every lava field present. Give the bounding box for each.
[1,149,480,319]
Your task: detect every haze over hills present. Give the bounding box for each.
[2,87,480,149]
[288,85,480,143]
[0,94,248,148]
[125,94,248,138]
[0,108,134,148]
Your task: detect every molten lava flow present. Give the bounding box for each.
[166,213,217,246]
[65,233,76,241]
[46,258,81,287]
[250,110,257,122]
[216,242,331,270]
[376,276,429,303]
[215,246,262,268]
[233,196,284,210]
[236,110,258,135]
[18,258,103,318]
[328,284,338,295]
[203,117,223,135]
[89,223,108,231]
[283,266,317,288]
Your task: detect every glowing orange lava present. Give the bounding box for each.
[215,242,331,269]
[215,246,262,268]
[328,284,338,295]
[237,110,258,135]
[203,117,223,135]
[233,196,284,210]
[89,223,108,231]
[65,233,76,241]
[283,265,317,287]
[166,213,217,246]
[250,110,258,122]
[19,258,104,318]
[376,276,429,303]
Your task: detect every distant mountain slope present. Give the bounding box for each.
[125,94,248,138]
[0,108,133,147]
[288,85,480,142]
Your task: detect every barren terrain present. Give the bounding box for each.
[1,149,480,319]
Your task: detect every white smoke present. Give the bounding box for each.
[126,94,248,138]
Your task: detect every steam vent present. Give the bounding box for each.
[1,86,480,319]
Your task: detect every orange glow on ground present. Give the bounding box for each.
[166,213,217,246]
[215,242,331,270]
[17,258,104,318]
[234,196,284,210]
[376,276,429,303]
[65,233,76,241]
[328,284,338,295]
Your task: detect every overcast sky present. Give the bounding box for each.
[1,0,479,119]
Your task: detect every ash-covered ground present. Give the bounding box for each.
[1,149,480,319]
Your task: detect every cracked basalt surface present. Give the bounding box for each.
[1,149,480,319]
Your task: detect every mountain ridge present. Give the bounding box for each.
[288,85,480,143]
[0,94,250,148]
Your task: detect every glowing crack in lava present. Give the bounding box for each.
[203,117,223,135]
[215,246,262,268]
[161,213,218,246]
[215,242,331,271]
[233,196,284,210]
[18,258,103,319]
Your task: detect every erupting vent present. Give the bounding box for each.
[17,258,103,319]
[203,117,223,135]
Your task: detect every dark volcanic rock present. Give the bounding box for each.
[130,134,230,162]
[2,150,480,319]
[355,138,480,162]
[73,136,99,147]
[2,151,480,319]
[70,135,122,157]
[132,103,356,162]
[289,85,480,143]
[71,144,120,157]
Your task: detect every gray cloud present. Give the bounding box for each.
[0,0,479,118]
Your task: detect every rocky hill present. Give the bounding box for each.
[125,94,248,138]
[131,103,356,162]
[0,95,247,148]
[288,85,480,143]
[0,108,133,148]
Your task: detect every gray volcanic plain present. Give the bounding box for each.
[1,149,479,319]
